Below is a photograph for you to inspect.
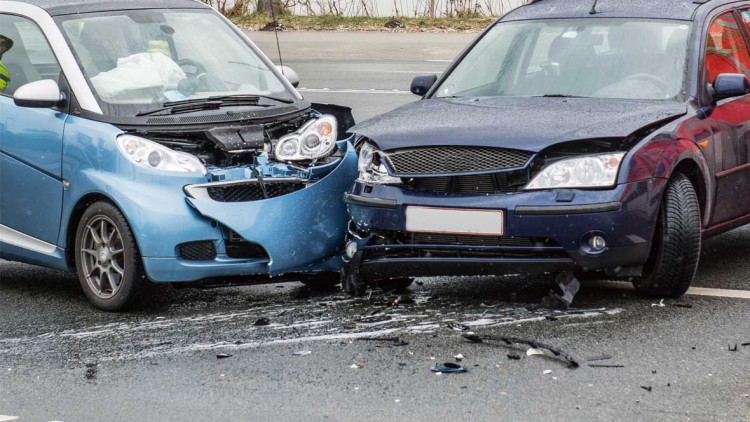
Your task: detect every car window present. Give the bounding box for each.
[0,14,61,96]
[704,11,750,85]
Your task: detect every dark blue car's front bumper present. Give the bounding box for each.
[345,178,660,280]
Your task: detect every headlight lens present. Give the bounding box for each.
[357,142,401,185]
[116,134,206,175]
[525,153,625,190]
[275,115,338,161]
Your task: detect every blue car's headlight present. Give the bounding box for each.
[357,142,402,185]
[525,152,625,190]
[117,134,207,175]
[274,115,338,161]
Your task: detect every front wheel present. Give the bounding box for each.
[632,173,701,298]
[74,202,146,311]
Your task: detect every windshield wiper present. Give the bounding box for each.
[135,94,291,117]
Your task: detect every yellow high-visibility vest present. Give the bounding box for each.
[147,40,171,58]
[0,61,10,92]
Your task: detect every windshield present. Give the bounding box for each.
[435,18,691,101]
[55,9,298,117]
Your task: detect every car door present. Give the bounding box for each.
[0,13,65,246]
[702,10,750,225]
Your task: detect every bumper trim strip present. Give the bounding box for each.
[345,193,398,209]
[515,202,622,216]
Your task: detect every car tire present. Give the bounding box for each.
[74,201,146,311]
[301,272,341,291]
[342,253,367,297]
[632,173,701,298]
[376,278,415,293]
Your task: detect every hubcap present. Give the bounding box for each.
[80,216,125,300]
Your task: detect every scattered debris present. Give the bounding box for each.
[545,315,559,321]
[216,353,232,359]
[672,303,693,308]
[84,363,97,380]
[292,351,312,357]
[254,317,270,326]
[383,19,404,29]
[350,363,365,369]
[431,363,467,373]
[728,344,738,352]
[742,342,750,347]
[540,272,581,310]
[260,21,287,32]
[526,348,545,357]
[586,355,613,362]
[454,354,464,361]
[445,322,471,332]
[589,364,625,368]
[392,295,416,306]
[463,334,579,368]
[651,299,665,308]
[543,369,553,375]
[507,353,521,361]
[641,386,653,392]
[355,315,392,324]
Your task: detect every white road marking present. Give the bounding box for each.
[298,88,411,95]
[0,416,19,422]
[590,280,750,299]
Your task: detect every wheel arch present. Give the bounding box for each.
[670,158,709,223]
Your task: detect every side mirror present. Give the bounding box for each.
[411,74,438,97]
[712,73,750,102]
[13,79,65,108]
[277,65,300,88]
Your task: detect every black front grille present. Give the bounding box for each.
[225,231,270,260]
[386,146,533,175]
[404,172,527,195]
[410,233,536,247]
[208,181,306,202]
[179,241,217,261]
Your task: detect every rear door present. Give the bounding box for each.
[0,13,65,246]
[702,10,750,225]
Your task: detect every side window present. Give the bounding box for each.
[705,12,750,85]
[0,14,61,96]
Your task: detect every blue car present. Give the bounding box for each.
[0,0,357,310]
[342,0,750,298]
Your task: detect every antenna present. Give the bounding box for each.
[589,0,599,14]
[270,1,284,74]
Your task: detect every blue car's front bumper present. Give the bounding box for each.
[138,141,358,283]
[345,178,660,280]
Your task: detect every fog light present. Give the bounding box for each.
[345,241,358,259]
[588,235,607,252]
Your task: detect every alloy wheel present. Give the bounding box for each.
[80,216,126,299]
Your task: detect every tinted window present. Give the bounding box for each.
[705,12,750,84]
[0,14,61,96]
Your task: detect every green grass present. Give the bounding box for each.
[232,13,493,32]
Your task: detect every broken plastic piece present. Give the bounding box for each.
[541,272,581,310]
[216,353,232,359]
[729,344,738,352]
[463,334,579,368]
[526,348,545,357]
[543,369,553,375]
[673,303,693,308]
[254,317,270,326]
[350,363,365,369]
[454,354,464,361]
[431,363,467,373]
[586,354,613,362]
[293,351,312,357]
[641,386,653,392]
[445,322,471,332]
[742,342,750,347]
[507,353,521,360]
[651,299,665,308]
[589,364,625,368]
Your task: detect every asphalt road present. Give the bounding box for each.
[1,32,750,422]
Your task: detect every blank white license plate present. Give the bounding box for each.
[405,207,504,236]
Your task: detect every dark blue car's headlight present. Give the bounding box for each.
[525,152,625,190]
[357,142,402,185]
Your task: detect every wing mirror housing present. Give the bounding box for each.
[277,65,300,88]
[13,79,65,108]
[411,74,438,97]
[712,73,750,103]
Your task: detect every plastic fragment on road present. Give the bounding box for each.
[216,353,232,359]
[527,348,544,357]
[641,386,653,392]
[454,354,464,361]
[651,299,665,308]
[507,353,521,360]
[350,363,365,369]
[463,334,579,368]
[445,322,471,332]
[728,344,738,352]
[543,370,553,375]
[254,317,270,326]
[586,354,613,362]
[431,363,467,373]
[742,342,750,347]
[293,350,312,357]
[673,303,693,308]
[540,272,581,310]
[589,364,625,368]
[84,363,97,380]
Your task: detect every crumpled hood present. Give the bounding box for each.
[351,97,687,152]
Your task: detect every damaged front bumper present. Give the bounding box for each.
[140,139,358,282]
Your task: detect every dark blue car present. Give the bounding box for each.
[342,0,750,298]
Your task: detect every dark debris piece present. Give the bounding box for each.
[641,386,653,392]
[672,303,693,308]
[384,19,405,29]
[586,354,613,362]
[260,21,287,31]
[254,317,270,326]
[729,344,738,352]
[463,334,579,368]
[507,353,521,360]
[355,315,392,324]
[431,362,467,373]
[445,322,471,332]
[84,363,98,380]
[356,337,409,347]
[589,364,625,368]
[742,342,750,347]
[216,353,232,359]
[540,272,581,310]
